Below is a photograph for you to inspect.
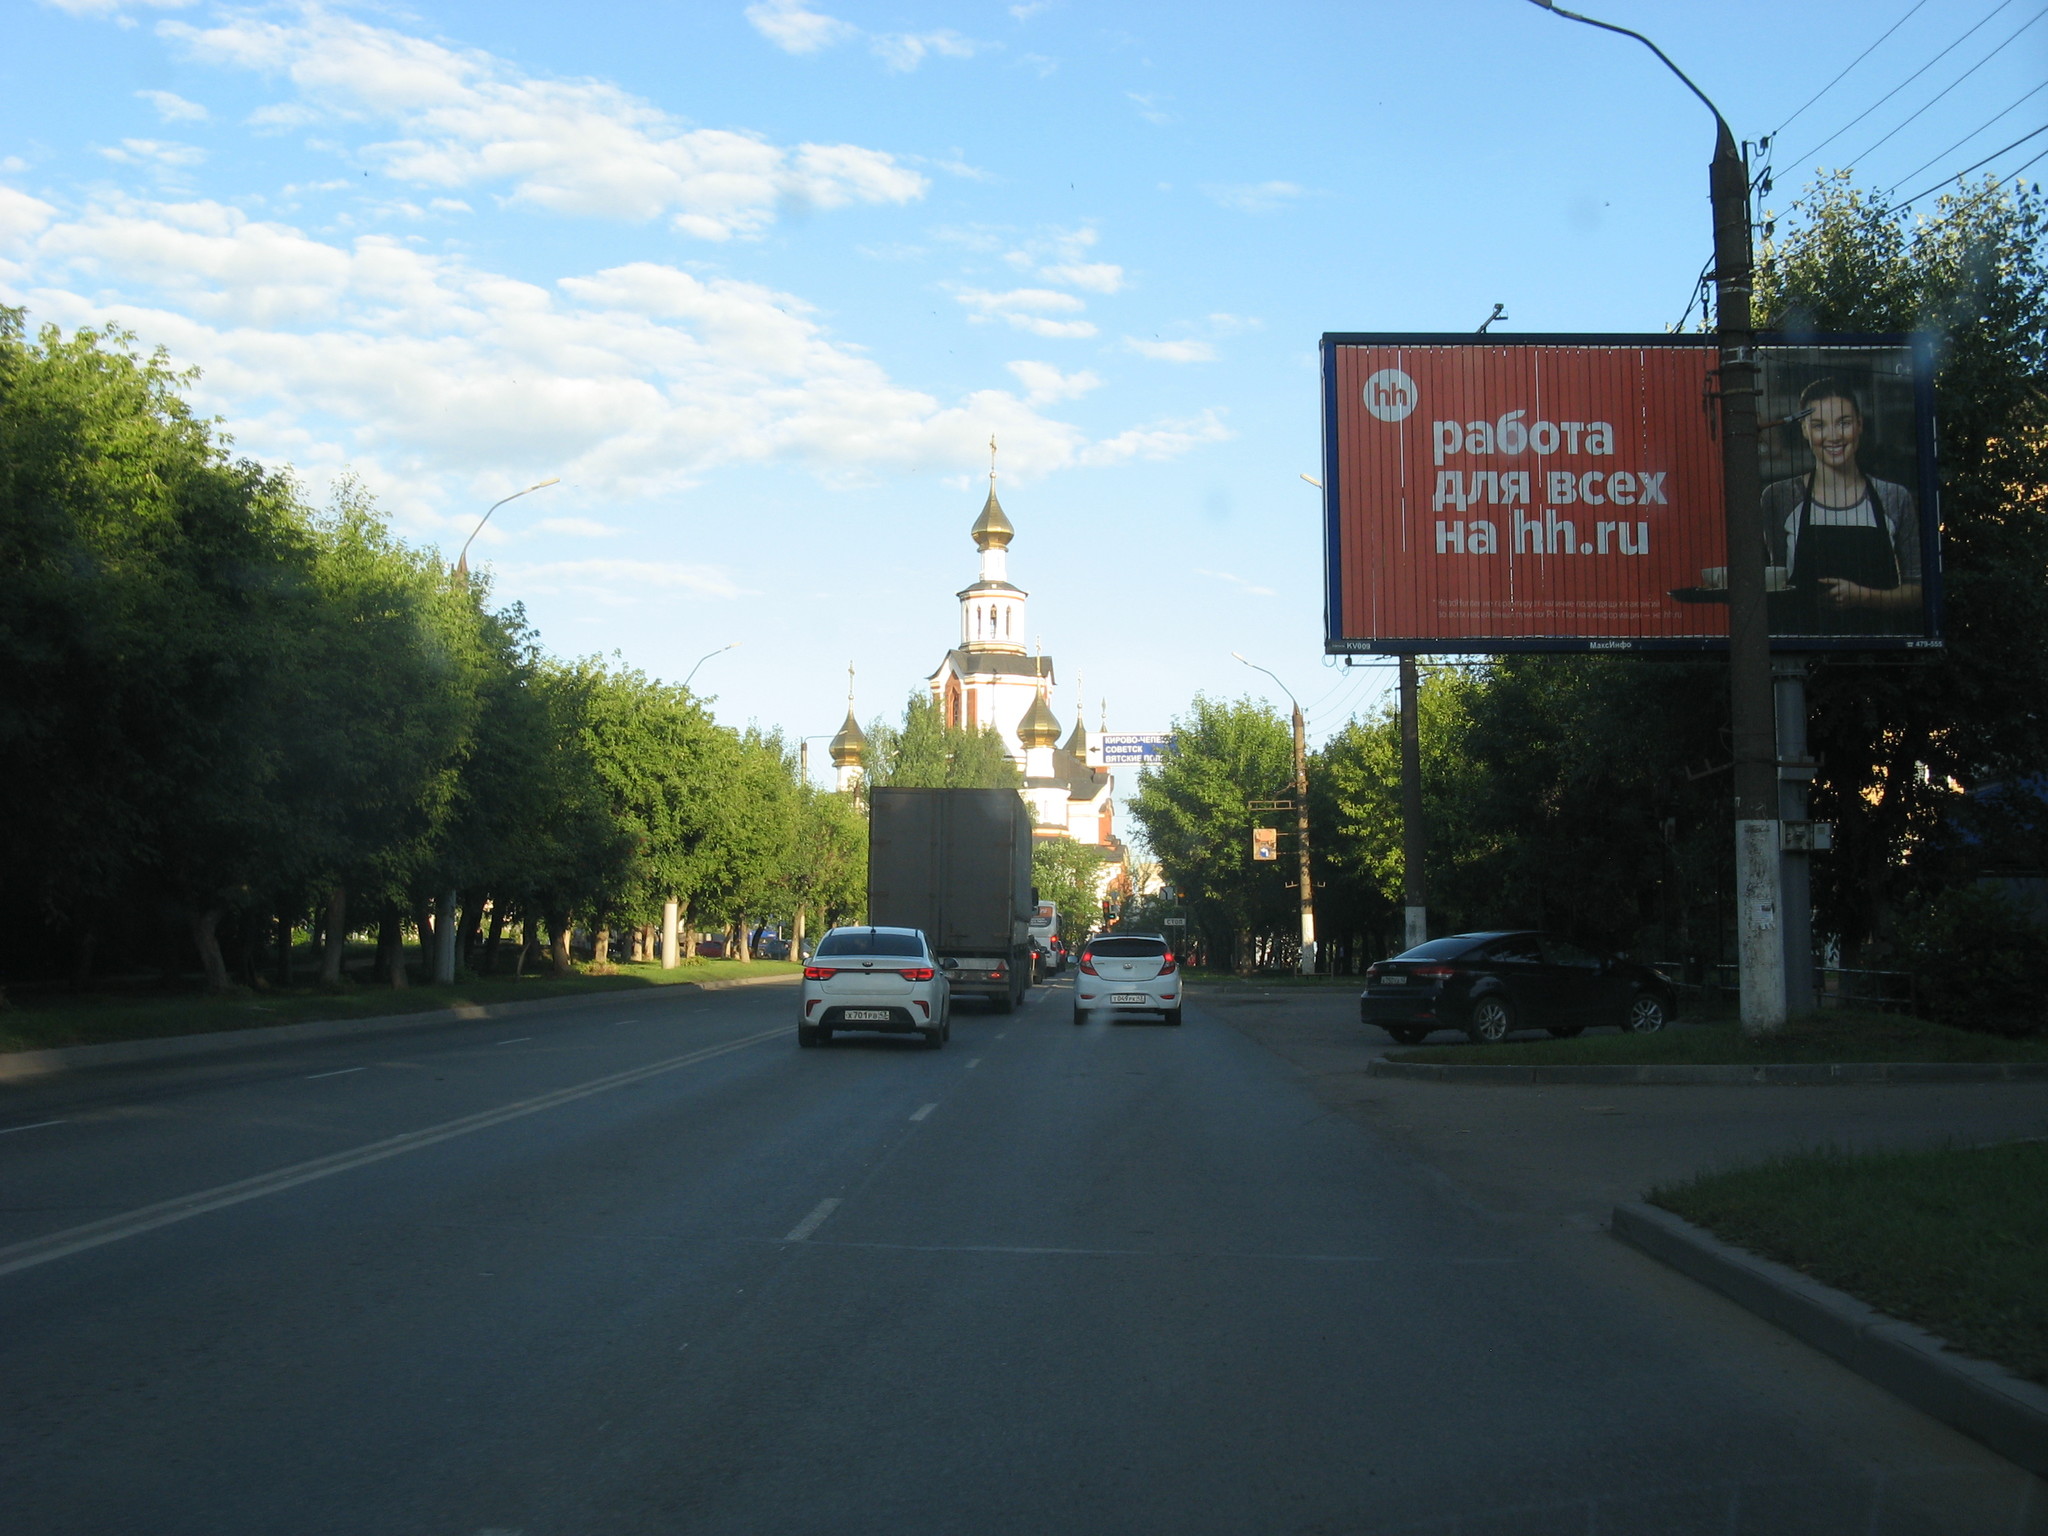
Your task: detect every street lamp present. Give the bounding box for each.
[1232,651,1317,975]
[684,642,740,691]
[454,477,560,578]
[1529,1,1784,1035]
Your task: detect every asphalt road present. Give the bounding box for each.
[1,979,2041,1535]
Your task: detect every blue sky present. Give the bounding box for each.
[5,0,2044,779]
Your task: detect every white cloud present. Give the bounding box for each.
[99,137,206,168]
[1199,568,1276,597]
[1040,261,1122,294]
[535,516,622,538]
[872,31,982,72]
[1206,312,1262,334]
[956,285,1097,338]
[135,87,209,122]
[743,0,857,54]
[1009,1,1055,18]
[160,6,926,239]
[1006,360,1101,404]
[1203,180,1306,214]
[1125,336,1215,363]
[498,558,742,601]
[1,197,1220,530]
[1127,92,1174,126]
[40,0,194,13]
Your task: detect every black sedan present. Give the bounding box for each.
[1359,931,1677,1046]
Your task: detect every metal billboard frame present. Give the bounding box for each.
[1319,331,1942,656]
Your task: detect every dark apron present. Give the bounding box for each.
[1785,483,1900,636]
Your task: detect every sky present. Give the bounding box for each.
[5,0,2045,785]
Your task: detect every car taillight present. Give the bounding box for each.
[1158,952,1177,975]
[899,967,935,981]
[1078,954,1098,975]
[1412,964,1455,979]
[1365,963,1383,977]
[803,966,836,980]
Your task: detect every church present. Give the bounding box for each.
[828,465,1120,852]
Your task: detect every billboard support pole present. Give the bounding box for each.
[1291,702,1318,975]
[1775,659,1815,1015]
[1399,656,1428,949]
[1710,124,1786,1036]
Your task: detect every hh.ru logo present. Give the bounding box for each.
[1364,368,1417,423]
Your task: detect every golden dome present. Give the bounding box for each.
[829,708,868,767]
[1017,690,1061,749]
[971,487,1014,550]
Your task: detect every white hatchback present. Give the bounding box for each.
[1072,933,1183,1026]
[800,926,952,1049]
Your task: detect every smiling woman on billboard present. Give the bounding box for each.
[1762,375,1922,636]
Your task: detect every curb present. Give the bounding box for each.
[1612,1201,2048,1477]
[0,972,800,1083]
[1368,1058,2048,1085]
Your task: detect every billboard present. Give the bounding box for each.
[1321,334,1940,654]
[1099,732,1172,764]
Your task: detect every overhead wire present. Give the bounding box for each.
[1785,0,2020,169]
[1895,120,2048,206]
[1884,77,2048,192]
[1844,2,2048,167]
[1771,0,1931,140]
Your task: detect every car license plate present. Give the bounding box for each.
[841,1009,891,1021]
[1110,993,1148,1004]
[1380,976,1408,986]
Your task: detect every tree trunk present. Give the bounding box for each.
[629,925,646,963]
[379,902,409,989]
[189,907,232,994]
[458,891,484,974]
[483,901,507,976]
[320,887,348,986]
[592,921,611,965]
[548,911,574,976]
[274,897,295,988]
[735,919,752,963]
[514,916,536,979]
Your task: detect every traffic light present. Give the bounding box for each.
[1252,826,1278,862]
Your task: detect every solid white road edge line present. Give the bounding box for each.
[0,1025,785,1281]
[909,1103,937,1122]
[783,1198,842,1243]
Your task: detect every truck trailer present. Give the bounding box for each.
[866,787,1035,1011]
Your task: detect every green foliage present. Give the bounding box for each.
[1129,695,1295,970]
[866,692,1021,788]
[1902,884,2044,1036]
[1032,836,1103,942]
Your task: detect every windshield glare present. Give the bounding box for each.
[815,930,927,958]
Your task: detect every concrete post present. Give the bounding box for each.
[661,899,680,971]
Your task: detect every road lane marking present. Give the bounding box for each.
[783,1198,841,1243]
[496,1037,531,1045]
[0,1025,785,1281]
[304,1067,365,1080]
[0,1119,68,1136]
[909,1103,937,1122]
[966,1058,981,1069]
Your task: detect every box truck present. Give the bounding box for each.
[867,787,1035,1011]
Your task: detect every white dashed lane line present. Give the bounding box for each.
[909,1103,937,1122]
[0,1119,67,1136]
[496,1038,531,1046]
[304,1067,365,1080]
[784,1198,841,1243]
[966,1058,981,1069]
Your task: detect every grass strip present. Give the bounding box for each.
[1390,1009,2048,1066]
[0,959,801,1056]
[1652,1140,2048,1386]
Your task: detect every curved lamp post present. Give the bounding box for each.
[1232,651,1317,975]
[684,642,740,691]
[1528,1,1784,1033]
[454,477,560,578]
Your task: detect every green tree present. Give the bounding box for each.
[1129,695,1295,972]
[866,693,1021,788]
[1032,836,1104,944]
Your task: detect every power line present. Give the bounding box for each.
[1772,0,1931,139]
[1895,120,2048,206]
[1885,77,2048,193]
[1845,3,2048,168]
[1786,0,2019,168]
[2007,142,2048,179]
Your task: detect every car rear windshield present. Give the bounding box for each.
[815,931,926,958]
[1089,938,1167,957]
[1393,936,1486,961]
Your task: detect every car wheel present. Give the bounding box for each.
[1546,1025,1585,1039]
[798,1024,819,1048]
[1466,995,1516,1044]
[922,1028,945,1050]
[992,989,1015,1015]
[815,1024,833,1045]
[1164,1007,1183,1026]
[1623,992,1669,1033]
[1384,1026,1428,1046]
[1072,1005,1086,1025]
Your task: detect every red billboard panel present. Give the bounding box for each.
[1321,335,1940,654]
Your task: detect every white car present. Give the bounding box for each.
[800,926,952,1049]
[1072,933,1183,1026]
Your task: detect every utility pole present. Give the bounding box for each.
[1234,652,1316,974]
[1399,656,1428,950]
[1532,0,1784,1033]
